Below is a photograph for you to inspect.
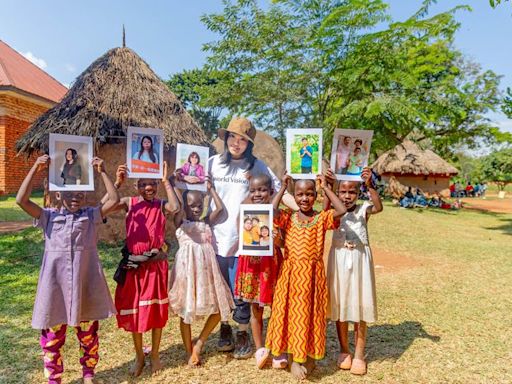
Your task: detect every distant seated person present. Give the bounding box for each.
[452,198,463,210]
[428,192,442,208]
[449,183,456,198]
[413,188,428,207]
[399,187,415,208]
[465,183,474,197]
[473,183,481,197]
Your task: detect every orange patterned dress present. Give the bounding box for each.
[266,209,337,363]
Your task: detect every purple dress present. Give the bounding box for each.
[32,207,116,329]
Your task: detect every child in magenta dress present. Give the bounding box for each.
[16,155,119,384]
[109,161,179,376]
[168,179,234,366]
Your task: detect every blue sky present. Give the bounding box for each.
[1,0,511,132]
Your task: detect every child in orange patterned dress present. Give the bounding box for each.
[266,174,346,380]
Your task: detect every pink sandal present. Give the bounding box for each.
[350,358,367,375]
[255,347,270,369]
[337,352,352,370]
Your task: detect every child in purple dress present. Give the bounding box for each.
[16,155,120,384]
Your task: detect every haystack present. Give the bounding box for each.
[372,140,458,197]
[16,47,209,242]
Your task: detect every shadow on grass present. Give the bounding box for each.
[366,321,440,362]
[484,217,512,236]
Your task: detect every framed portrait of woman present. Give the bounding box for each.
[174,143,209,192]
[126,126,164,179]
[48,133,94,191]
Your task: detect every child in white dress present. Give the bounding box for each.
[325,167,383,376]
[168,179,234,366]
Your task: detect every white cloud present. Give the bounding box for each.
[64,63,76,73]
[496,119,512,133]
[22,51,47,70]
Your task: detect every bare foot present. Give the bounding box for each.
[304,357,316,375]
[188,339,203,367]
[150,355,163,375]
[83,377,94,384]
[291,361,307,380]
[130,356,145,377]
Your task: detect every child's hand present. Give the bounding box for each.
[206,175,214,192]
[324,168,336,186]
[361,167,372,186]
[162,161,169,182]
[115,164,128,187]
[35,155,50,172]
[91,157,105,173]
[317,174,327,189]
[282,173,292,189]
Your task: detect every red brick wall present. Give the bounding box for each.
[0,93,52,195]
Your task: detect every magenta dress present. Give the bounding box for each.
[32,207,116,330]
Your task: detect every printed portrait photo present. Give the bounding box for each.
[286,128,323,179]
[238,204,273,256]
[330,129,373,181]
[127,126,164,179]
[174,143,210,192]
[48,133,94,191]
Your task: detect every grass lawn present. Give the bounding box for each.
[0,192,44,222]
[1,202,511,383]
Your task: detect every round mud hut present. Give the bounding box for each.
[372,140,458,197]
[16,47,209,242]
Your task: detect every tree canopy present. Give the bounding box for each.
[168,0,509,158]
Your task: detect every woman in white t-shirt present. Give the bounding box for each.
[207,117,295,360]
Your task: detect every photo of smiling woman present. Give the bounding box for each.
[127,127,164,179]
[61,148,82,185]
[175,143,209,191]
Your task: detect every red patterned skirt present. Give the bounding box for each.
[234,247,282,306]
[115,259,169,333]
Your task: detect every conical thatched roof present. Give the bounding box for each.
[372,140,458,176]
[16,47,208,155]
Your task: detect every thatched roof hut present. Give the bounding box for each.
[372,140,458,197]
[373,140,458,176]
[16,47,208,155]
[16,47,209,242]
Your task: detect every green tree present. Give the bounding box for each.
[199,0,505,157]
[167,68,226,140]
[478,149,512,190]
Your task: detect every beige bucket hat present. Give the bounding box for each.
[218,117,256,144]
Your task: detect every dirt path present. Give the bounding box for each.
[461,198,512,214]
[323,232,420,272]
[0,220,32,234]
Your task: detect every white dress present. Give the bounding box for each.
[168,220,234,324]
[327,201,377,323]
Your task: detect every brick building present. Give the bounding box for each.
[0,40,67,194]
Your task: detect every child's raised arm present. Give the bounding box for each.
[272,173,292,218]
[162,161,180,215]
[318,174,346,219]
[207,177,224,223]
[16,155,48,219]
[100,164,130,213]
[322,168,337,211]
[361,167,383,217]
[93,157,121,217]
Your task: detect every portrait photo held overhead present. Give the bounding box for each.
[286,128,323,179]
[48,133,94,191]
[330,129,373,181]
[174,143,209,192]
[238,204,273,256]
[126,126,163,179]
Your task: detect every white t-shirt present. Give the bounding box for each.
[207,154,281,257]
